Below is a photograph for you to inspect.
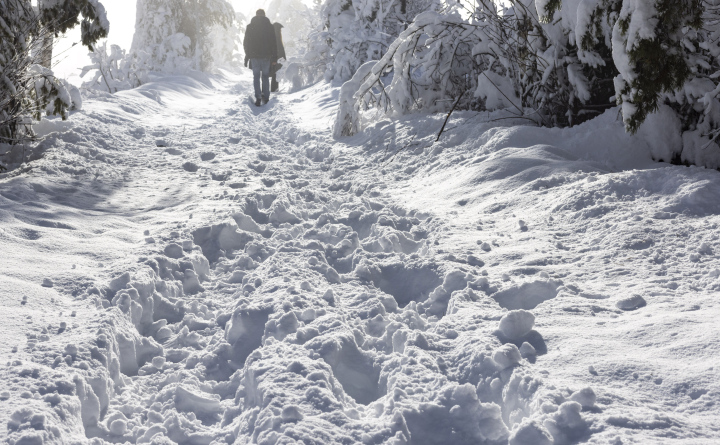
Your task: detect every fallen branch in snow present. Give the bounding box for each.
[383,132,417,164]
[436,90,466,142]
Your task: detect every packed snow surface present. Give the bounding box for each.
[1,70,719,444]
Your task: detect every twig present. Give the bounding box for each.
[436,90,466,142]
[384,132,417,164]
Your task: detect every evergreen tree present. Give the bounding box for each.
[37,0,110,68]
[610,0,703,133]
[0,0,107,145]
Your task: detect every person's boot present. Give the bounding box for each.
[262,97,269,105]
[255,98,262,107]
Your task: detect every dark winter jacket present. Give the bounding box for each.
[244,16,278,60]
[273,23,286,61]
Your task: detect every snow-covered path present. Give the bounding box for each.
[2,70,719,444]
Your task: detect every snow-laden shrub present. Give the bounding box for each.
[130,0,239,73]
[334,11,482,137]
[80,42,148,93]
[0,0,105,146]
[335,0,720,168]
[297,0,443,88]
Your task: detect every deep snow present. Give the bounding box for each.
[1,69,719,444]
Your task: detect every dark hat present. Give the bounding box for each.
[256,9,266,16]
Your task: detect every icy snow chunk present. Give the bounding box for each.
[544,401,588,443]
[305,143,332,162]
[182,269,203,294]
[499,310,535,339]
[41,278,54,288]
[492,280,560,310]
[269,202,301,225]
[509,419,552,445]
[402,383,509,443]
[493,343,522,369]
[192,223,253,262]
[616,294,646,311]
[151,356,165,369]
[164,243,184,259]
[519,342,537,358]
[109,418,127,436]
[281,406,304,422]
[569,387,596,409]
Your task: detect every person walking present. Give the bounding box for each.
[271,22,286,93]
[243,9,277,106]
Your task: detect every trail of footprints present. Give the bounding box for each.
[6,90,596,445]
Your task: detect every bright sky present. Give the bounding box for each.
[54,0,316,85]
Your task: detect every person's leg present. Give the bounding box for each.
[251,59,262,102]
[259,59,271,103]
[270,59,279,92]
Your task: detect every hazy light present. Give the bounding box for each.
[53,0,317,84]
[53,0,138,84]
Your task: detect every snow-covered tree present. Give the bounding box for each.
[0,0,104,145]
[300,0,443,84]
[261,0,314,58]
[335,11,481,136]
[36,0,110,67]
[610,0,702,132]
[130,0,238,73]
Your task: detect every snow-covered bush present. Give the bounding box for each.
[0,0,105,145]
[299,0,443,87]
[130,0,239,73]
[336,0,720,168]
[334,11,482,137]
[80,42,148,93]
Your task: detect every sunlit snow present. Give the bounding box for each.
[1,67,719,444]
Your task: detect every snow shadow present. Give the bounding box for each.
[225,307,272,368]
[326,339,382,405]
[360,261,443,308]
[192,222,255,262]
